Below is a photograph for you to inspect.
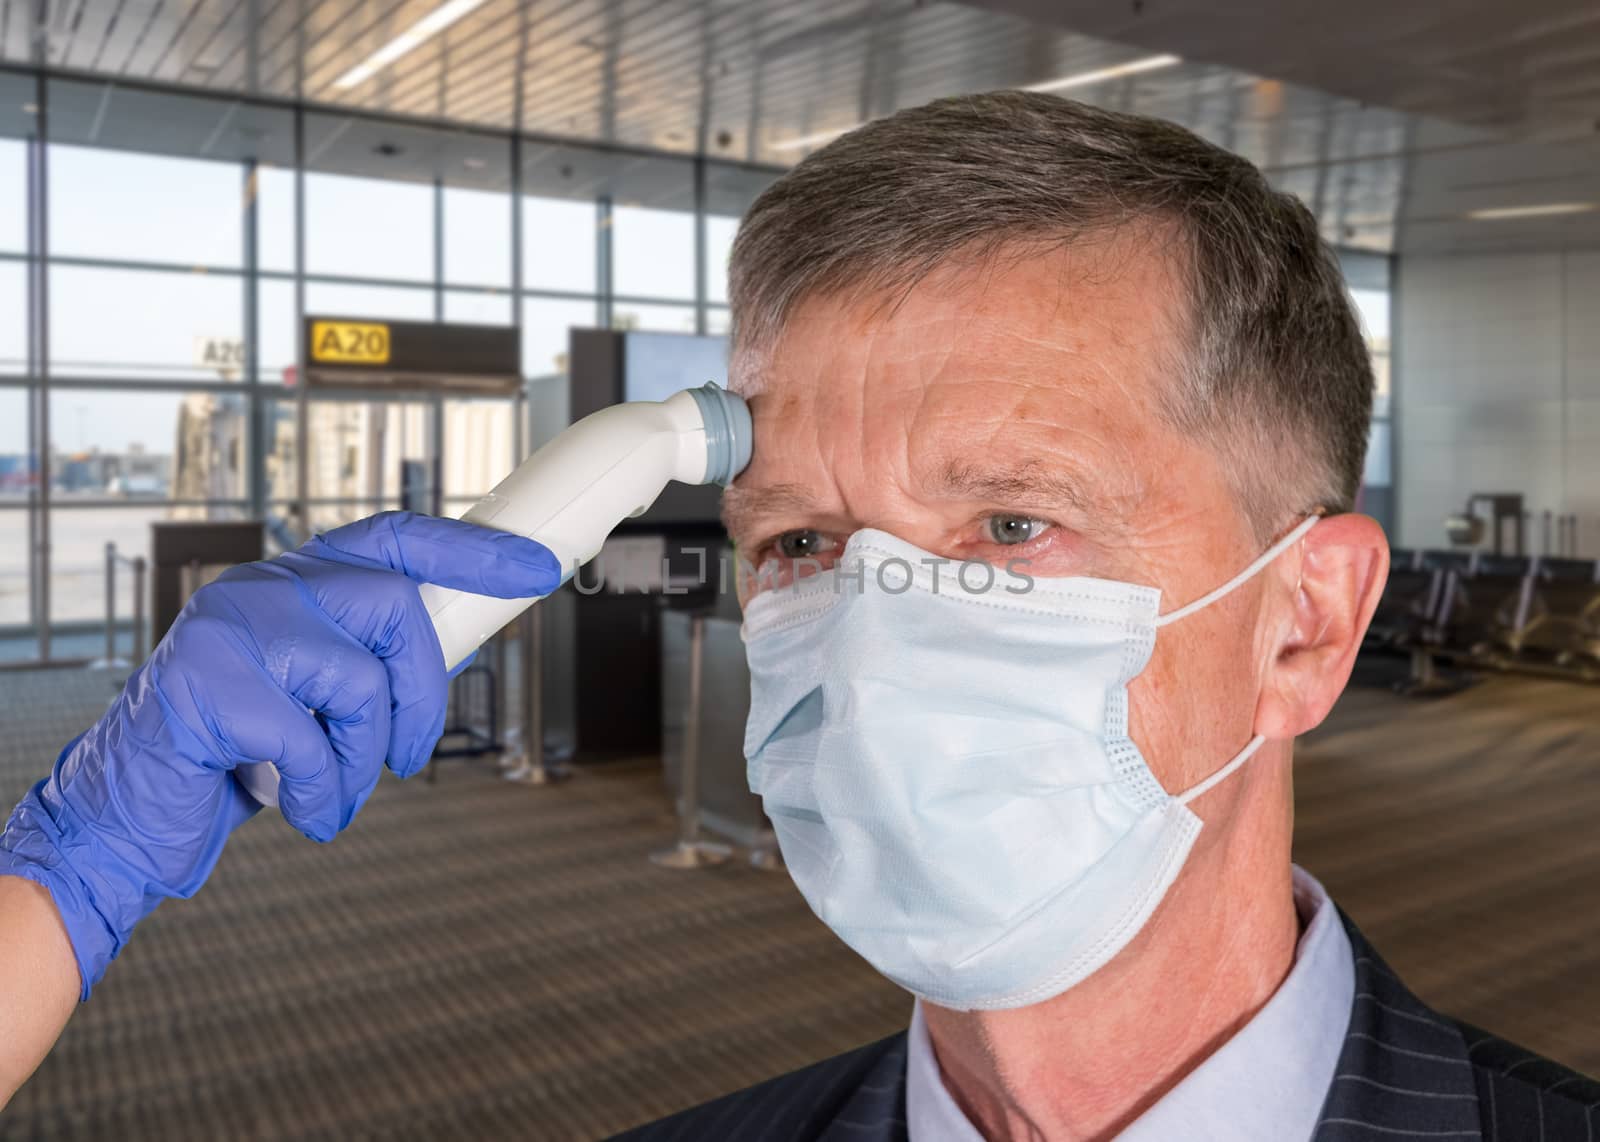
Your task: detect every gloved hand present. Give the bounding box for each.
[0,511,560,998]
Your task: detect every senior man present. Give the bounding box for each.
[0,91,1594,1139]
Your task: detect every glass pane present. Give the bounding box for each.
[265,399,431,503]
[1372,353,1391,419]
[444,400,515,497]
[0,261,25,375]
[523,297,596,378]
[50,505,158,623]
[50,265,245,381]
[613,205,695,300]
[257,164,297,274]
[522,197,596,294]
[259,277,296,383]
[49,503,246,627]
[0,388,29,502]
[613,302,697,334]
[50,390,249,501]
[262,500,378,545]
[1364,419,1392,488]
[0,509,26,627]
[307,501,381,533]
[305,172,433,283]
[706,307,731,336]
[50,144,244,268]
[305,281,434,321]
[1350,288,1390,346]
[445,290,513,325]
[706,215,738,305]
[0,139,26,253]
[445,187,511,288]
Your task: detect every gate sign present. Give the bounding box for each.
[194,337,245,372]
[302,315,521,395]
[310,320,391,365]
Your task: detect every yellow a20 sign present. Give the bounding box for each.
[311,321,391,365]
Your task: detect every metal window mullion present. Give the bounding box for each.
[596,195,613,330]
[693,155,707,336]
[431,176,445,513]
[511,131,526,462]
[244,158,265,520]
[433,176,445,321]
[293,104,309,541]
[32,71,51,660]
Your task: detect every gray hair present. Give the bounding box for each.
[727,91,1374,536]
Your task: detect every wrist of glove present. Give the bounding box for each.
[0,511,559,999]
[1,722,256,999]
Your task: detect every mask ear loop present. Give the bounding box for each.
[1157,513,1322,806]
[1154,514,1322,629]
[1177,736,1266,805]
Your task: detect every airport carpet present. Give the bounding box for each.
[0,666,1597,1139]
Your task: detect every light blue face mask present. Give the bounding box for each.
[741,518,1318,1012]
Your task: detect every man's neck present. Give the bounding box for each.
[921,758,1299,1142]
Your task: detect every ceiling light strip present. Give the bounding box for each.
[1466,203,1597,221]
[770,54,1183,154]
[1023,53,1182,94]
[334,0,491,90]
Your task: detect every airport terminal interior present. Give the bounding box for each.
[0,0,1598,1137]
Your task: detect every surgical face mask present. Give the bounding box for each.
[741,517,1318,1011]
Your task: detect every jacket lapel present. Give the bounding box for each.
[819,1032,910,1142]
[1311,911,1481,1140]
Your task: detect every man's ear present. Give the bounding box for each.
[1253,513,1389,740]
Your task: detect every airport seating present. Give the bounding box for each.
[1500,558,1600,679]
[1367,547,1600,687]
[1364,549,1438,651]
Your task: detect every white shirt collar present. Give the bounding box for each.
[906,865,1354,1142]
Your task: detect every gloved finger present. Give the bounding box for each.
[159,614,343,842]
[305,510,563,598]
[206,557,436,782]
[276,627,393,834]
[258,558,448,779]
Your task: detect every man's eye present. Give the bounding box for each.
[776,529,834,559]
[985,515,1049,546]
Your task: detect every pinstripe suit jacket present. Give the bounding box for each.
[613,911,1600,1141]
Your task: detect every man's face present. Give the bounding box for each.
[723,232,1297,798]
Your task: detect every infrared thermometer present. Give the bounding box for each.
[236,382,753,808]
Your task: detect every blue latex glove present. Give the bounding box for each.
[0,511,560,998]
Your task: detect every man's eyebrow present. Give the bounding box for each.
[934,460,1095,514]
[721,482,817,535]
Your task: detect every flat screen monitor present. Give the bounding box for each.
[622,331,729,404]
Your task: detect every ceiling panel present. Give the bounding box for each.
[5,0,1598,255]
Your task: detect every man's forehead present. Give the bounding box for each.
[730,234,1185,404]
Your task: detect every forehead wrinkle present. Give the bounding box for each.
[720,482,817,535]
[934,457,1096,515]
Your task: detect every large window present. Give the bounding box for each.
[0,76,769,660]
[1342,252,1394,536]
[522,197,597,293]
[50,145,245,268]
[305,173,434,283]
[50,265,246,381]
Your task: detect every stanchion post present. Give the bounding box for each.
[652,612,731,869]
[131,556,147,662]
[91,543,128,670]
[503,602,567,785]
[103,542,116,664]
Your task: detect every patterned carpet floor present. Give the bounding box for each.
[0,664,1596,1138]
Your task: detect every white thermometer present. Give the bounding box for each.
[237,382,753,808]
